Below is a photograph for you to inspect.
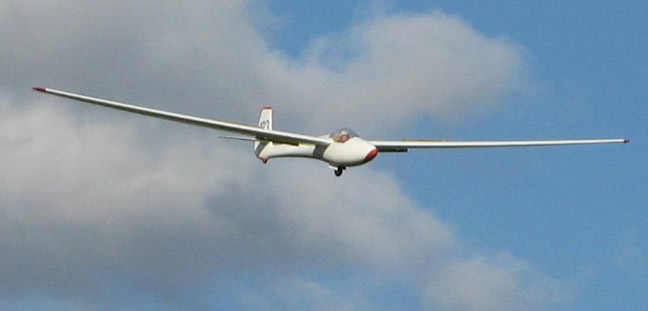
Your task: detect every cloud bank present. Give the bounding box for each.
[1,1,559,310]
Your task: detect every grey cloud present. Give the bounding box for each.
[1,100,442,306]
[2,0,267,118]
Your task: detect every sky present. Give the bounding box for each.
[0,1,646,310]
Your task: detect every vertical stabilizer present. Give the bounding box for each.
[254,106,273,161]
[258,106,273,130]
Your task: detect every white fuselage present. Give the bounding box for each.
[255,136,378,167]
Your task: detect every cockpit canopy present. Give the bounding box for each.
[329,128,358,143]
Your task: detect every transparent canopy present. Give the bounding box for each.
[329,128,358,143]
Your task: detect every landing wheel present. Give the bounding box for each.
[334,167,345,177]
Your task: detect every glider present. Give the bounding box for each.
[33,87,629,176]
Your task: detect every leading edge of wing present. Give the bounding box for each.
[33,87,330,146]
[370,138,629,152]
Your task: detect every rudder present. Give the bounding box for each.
[254,106,273,161]
[258,106,272,130]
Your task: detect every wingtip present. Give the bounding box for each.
[32,87,46,92]
[623,138,630,144]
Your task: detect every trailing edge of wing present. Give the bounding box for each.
[33,87,331,146]
[218,135,257,142]
[370,139,629,152]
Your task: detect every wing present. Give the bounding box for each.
[370,139,629,152]
[33,87,330,146]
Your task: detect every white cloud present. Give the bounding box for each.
[1,1,558,310]
[1,0,527,134]
[240,276,371,311]
[425,254,565,311]
[258,10,528,134]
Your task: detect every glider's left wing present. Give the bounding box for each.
[370,138,629,152]
[33,87,331,146]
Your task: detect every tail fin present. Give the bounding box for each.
[258,106,273,130]
[254,106,273,159]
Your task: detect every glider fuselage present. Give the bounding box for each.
[255,136,378,167]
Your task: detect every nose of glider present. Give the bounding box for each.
[364,148,378,163]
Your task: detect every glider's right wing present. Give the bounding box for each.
[32,87,331,146]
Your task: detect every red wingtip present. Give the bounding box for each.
[32,87,46,92]
[623,139,630,143]
[262,106,272,110]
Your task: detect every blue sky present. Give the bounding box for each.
[1,1,646,310]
